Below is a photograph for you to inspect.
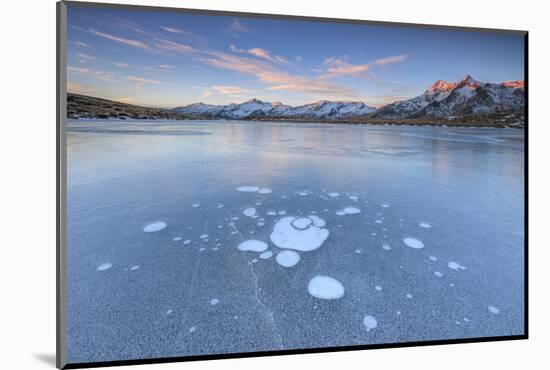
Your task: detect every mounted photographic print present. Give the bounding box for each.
[57,1,527,368]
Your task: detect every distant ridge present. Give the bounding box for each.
[67,75,525,127]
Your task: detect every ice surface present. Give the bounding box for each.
[270,216,329,252]
[143,222,167,233]
[97,263,112,271]
[308,276,345,300]
[403,237,425,249]
[237,240,268,252]
[363,315,378,331]
[275,250,301,267]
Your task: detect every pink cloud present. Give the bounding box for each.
[89,28,150,50]
[153,38,196,54]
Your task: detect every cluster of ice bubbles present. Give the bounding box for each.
[96,185,501,334]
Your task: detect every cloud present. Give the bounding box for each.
[230,19,249,33]
[67,66,90,74]
[74,52,95,60]
[153,38,196,54]
[67,81,96,94]
[125,75,163,85]
[71,41,91,48]
[296,56,302,62]
[89,28,150,50]
[160,26,194,37]
[114,62,129,67]
[230,45,289,64]
[157,64,175,69]
[211,85,255,95]
[200,50,355,98]
[317,54,409,79]
[373,54,409,66]
[93,70,118,82]
[202,90,212,98]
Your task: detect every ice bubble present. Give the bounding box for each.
[143,222,167,233]
[382,203,390,208]
[257,222,265,226]
[382,244,391,250]
[298,191,309,196]
[130,265,140,271]
[189,326,196,333]
[243,207,257,217]
[267,211,277,216]
[199,247,205,252]
[349,195,358,201]
[237,240,268,252]
[308,215,326,227]
[429,256,438,261]
[336,207,361,215]
[210,298,219,305]
[292,217,312,229]
[434,271,443,277]
[375,220,383,224]
[419,222,432,229]
[308,276,345,300]
[488,305,500,314]
[363,315,378,331]
[166,309,173,315]
[276,250,301,267]
[328,192,339,197]
[259,251,273,259]
[375,286,382,291]
[403,237,425,249]
[199,234,209,239]
[183,240,191,245]
[217,204,224,208]
[237,186,260,192]
[97,263,112,271]
[258,188,272,194]
[448,261,466,271]
[251,258,258,263]
[406,294,413,299]
[270,216,329,252]
[355,249,362,254]
[192,203,200,208]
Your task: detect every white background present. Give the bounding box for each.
[1,0,548,369]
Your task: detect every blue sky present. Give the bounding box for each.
[66,4,525,108]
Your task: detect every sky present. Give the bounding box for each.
[66,4,525,108]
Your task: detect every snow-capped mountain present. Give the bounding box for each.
[371,75,524,119]
[173,99,375,120]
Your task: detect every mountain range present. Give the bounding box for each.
[173,75,524,122]
[68,75,525,127]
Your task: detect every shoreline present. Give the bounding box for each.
[67,116,525,129]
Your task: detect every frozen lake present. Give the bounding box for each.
[66,120,525,363]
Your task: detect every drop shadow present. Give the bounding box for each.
[34,353,56,367]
